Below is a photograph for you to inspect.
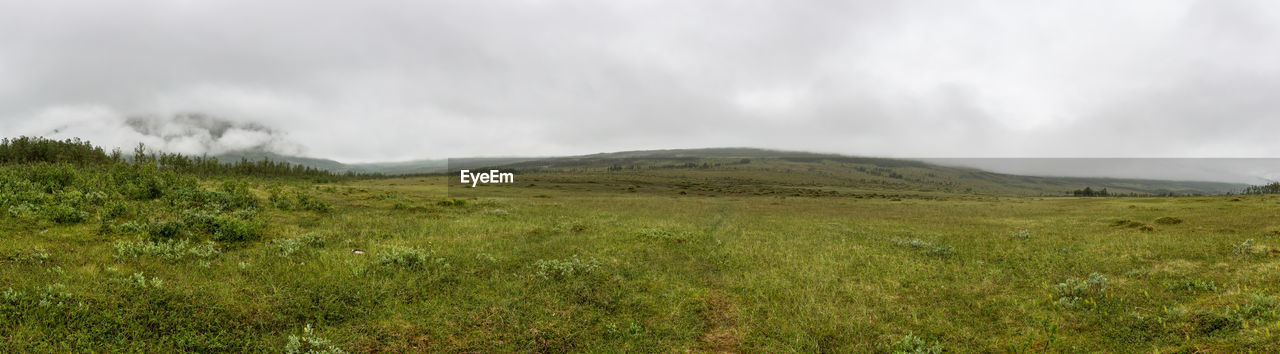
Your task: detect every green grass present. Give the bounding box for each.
[3,165,1280,351]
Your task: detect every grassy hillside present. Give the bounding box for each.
[216,148,1244,196]
[3,140,1277,351]
[452,149,1245,197]
[3,167,1279,351]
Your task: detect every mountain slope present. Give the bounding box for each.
[454,148,1246,196]
[222,148,1247,196]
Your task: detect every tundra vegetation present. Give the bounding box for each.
[2,137,1279,352]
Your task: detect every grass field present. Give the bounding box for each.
[3,163,1280,351]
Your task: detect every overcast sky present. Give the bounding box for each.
[2,0,1279,163]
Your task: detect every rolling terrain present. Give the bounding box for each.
[223,147,1248,196]
[2,139,1277,351]
[447,148,1246,197]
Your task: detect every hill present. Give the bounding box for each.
[217,147,1245,196]
[446,148,1246,196]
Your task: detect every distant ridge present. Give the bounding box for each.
[215,148,1249,196]
[215,150,446,175]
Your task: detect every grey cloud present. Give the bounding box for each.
[2,0,1279,164]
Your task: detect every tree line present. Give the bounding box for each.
[1241,182,1280,195]
[1070,187,1110,197]
[2,136,372,181]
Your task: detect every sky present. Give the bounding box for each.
[2,0,1280,163]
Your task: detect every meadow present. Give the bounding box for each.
[2,142,1279,351]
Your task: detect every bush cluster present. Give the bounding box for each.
[270,188,331,213]
[534,255,601,280]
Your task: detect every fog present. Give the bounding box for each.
[2,1,1279,177]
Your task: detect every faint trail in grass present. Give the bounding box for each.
[695,200,743,352]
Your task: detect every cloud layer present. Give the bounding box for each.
[2,0,1279,162]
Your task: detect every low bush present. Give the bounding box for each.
[1164,278,1217,293]
[276,233,327,257]
[271,188,331,213]
[534,255,600,280]
[375,245,448,271]
[1054,273,1110,308]
[1233,239,1255,256]
[114,239,219,261]
[887,332,943,353]
[146,220,190,240]
[179,208,264,242]
[890,237,955,258]
[41,204,87,224]
[284,324,345,354]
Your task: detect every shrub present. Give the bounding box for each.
[1054,273,1110,308]
[475,253,498,263]
[216,180,260,209]
[1011,229,1031,239]
[213,217,264,242]
[924,245,954,257]
[276,233,327,257]
[7,203,36,218]
[271,189,330,213]
[115,239,219,261]
[285,324,345,354]
[146,220,189,240]
[891,237,934,249]
[115,220,146,234]
[1164,278,1217,293]
[888,332,943,354]
[293,191,330,212]
[121,272,164,289]
[178,208,264,242]
[181,209,222,234]
[269,187,291,209]
[2,287,24,305]
[1230,293,1279,321]
[100,201,132,219]
[41,204,87,224]
[891,237,955,258]
[16,247,51,264]
[1233,239,1255,255]
[35,283,73,308]
[375,245,447,270]
[534,255,600,280]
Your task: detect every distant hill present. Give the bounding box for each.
[447,148,1247,196]
[214,150,353,172]
[218,148,1248,196]
[214,150,447,175]
[345,159,447,175]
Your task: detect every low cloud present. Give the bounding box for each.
[9,106,303,156]
[2,0,1280,162]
